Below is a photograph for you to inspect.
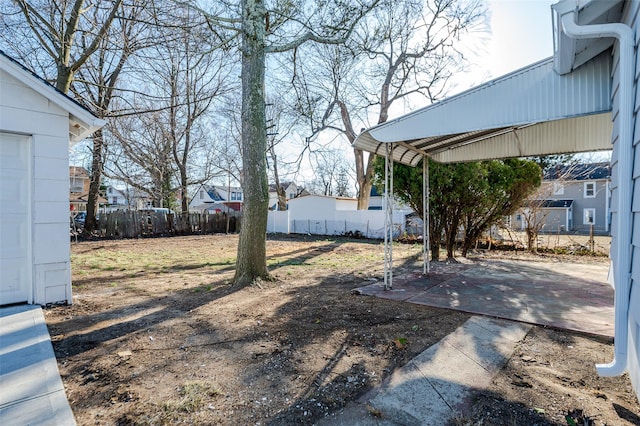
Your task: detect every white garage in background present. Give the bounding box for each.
[0,50,104,306]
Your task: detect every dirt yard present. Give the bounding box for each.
[46,234,639,425]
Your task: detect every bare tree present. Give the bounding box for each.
[165,10,234,215]
[102,4,232,213]
[2,0,124,92]
[198,0,379,286]
[290,0,485,208]
[520,199,550,253]
[309,149,354,197]
[107,110,177,208]
[265,99,300,210]
[72,1,155,231]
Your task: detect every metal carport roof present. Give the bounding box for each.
[353,52,613,165]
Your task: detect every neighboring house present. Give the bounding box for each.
[368,186,414,213]
[352,0,640,399]
[104,185,130,211]
[512,163,611,234]
[268,182,303,210]
[69,166,108,213]
[105,185,128,207]
[368,186,384,210]
[69,166,90,212]
[127,188,154,211]
[189,184,243,212]
[0,50,104,305]
[512,199,575,234]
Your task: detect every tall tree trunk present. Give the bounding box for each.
[55,65,74,93]
[84,129,104,232]
[355,149,376,210]
[338,100,374,210]
[234,0,270,286]
[180,170,189,214]
[269,145,287,210]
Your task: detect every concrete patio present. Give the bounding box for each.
[356,258,614,337]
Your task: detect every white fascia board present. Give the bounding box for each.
[552,0,624,74]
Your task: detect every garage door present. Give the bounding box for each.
[0,132,31,305]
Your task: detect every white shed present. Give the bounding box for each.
[287,195,357,222]
[0,51,104,305]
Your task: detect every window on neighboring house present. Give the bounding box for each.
[199,189,204,199]
[583,208,595,225]
[231,191,242,201]
[584,182,596,198]
[289,192,295,199]
[70,177,83,193]
[504,216,512,227]
[108,187,113,194]
[553,182,564,195]
[112,197,118,204]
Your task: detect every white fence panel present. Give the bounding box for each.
[267,210,289,233]
[287,210,410,239]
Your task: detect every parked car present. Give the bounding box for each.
[73,212,86,227]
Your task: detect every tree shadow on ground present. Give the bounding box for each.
[260,268,470,425]
[48,278,237,359]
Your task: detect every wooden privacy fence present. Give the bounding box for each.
[89,211,241,239]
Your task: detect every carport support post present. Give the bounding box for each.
[423,157,430,274]
[384,143,394,290]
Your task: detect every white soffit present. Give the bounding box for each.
[354,52,612,166]
[552,0,625,74]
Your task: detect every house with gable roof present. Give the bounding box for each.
[512,162,611,234]
[189,184,243,213]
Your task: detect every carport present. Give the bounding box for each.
[354,53,613,290]
[353,0,636,389]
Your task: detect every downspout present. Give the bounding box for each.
[553,3,635,376]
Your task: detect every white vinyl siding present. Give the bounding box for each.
[623,0,640,401]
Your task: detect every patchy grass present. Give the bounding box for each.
[54,234,636,426]
[164,381,220,413]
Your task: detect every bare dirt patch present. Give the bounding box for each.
[46,234,638,425]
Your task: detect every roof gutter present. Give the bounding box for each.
[552,1,634,377]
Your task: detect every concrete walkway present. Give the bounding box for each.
[317,316,531,425]
[0,305,75,426]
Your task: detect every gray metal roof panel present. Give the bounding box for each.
[354,52,613,165]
